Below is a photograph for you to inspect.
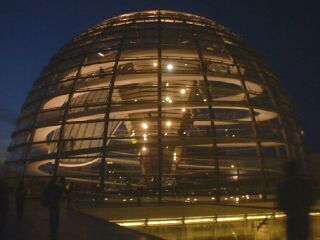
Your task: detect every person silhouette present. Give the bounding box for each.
[15,180,26,224]
[42,178,63,240]
[0,178,10,236]
[277,161,315,240]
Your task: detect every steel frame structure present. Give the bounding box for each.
[7,10,304,202]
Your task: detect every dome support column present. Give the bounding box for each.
[99,30,128,191]
[53,60,86,178]
[156,11,163,204]
[191,26,221,202]
[223,47,267,199]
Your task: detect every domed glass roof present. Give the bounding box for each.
[7,10,304,202]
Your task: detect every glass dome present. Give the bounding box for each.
[7,10,304,202]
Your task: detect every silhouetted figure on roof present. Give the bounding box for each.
[0,178,10,236]
[42,178,63,240]
[277,161,315,240]
[15,180,26,224]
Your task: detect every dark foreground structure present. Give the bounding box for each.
[6,10,305,203]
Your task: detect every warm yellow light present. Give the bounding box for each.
[180,88,186,94]
[166,121,172,127]
[167,64,173,70]
[246,215,267,220]
[142,146,147,151]
[98,52,104,57]
[184,218,214,224]
[153,62,158,67]
[181,108,186,112]
[231,164,235,168]
[203,99,207,102]
[147,220,181,226]
[275,213,286,218]
[141,123,148,129]
[217,216,244,222]
[118,222,145,227]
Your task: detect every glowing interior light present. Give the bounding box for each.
[211,197,215,200]
[165,96,170,102]
[167,64,173,70]
[144,137,147,141]
[180,89,186,94]
[166,82,169,87]
[98,52,104,57]
[141,123,148,129]
[217,216,244,222]
[142,146,147,151]
[247,215,267,220]
[147,220,181,226]
[153,62,158,67]
[203,99,207,102]
[231,164,235,168]
[118,222,145,227]
[166,121,172,127]
[134,99,138,102]
[183,131,186,135]
[181,108,186,112]
[143,134,147,138]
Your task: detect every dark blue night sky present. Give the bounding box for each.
[0,0,319,162]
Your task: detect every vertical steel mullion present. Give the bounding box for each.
[21,81,52,177]
[99,28,127,191]
[53,62,85,177]
[222,46,267,197]
[205,25,266,196]
[252,63,300,163]
[190,26,221,202]
[254,67,292,159]
[157,12,163,204]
